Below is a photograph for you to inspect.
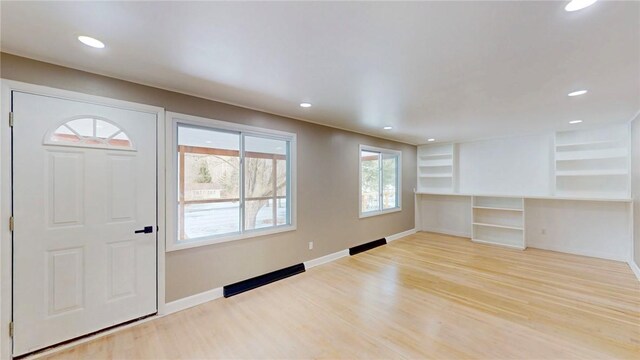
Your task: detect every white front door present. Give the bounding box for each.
[12,92,157,356]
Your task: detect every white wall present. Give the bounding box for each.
[632,115,640,267]
[525,199,631,261]
[418,194,471,237]
[458,133,554,196]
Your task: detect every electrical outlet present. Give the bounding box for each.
[308,241,313,250]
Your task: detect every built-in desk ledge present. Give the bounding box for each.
[414,192,632,203]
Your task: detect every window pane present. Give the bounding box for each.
[382,154,398,209]
[54,125,75,135]
[245,199,274,230]
[244,154,273,231]
[361,150,380,212]
[178,126,240,240]
[244,136,288,230]
[51,125,81,143]
[276,158,287,197]
[182,202,240,238]
[95,120,120,139]
[276,197,288,225]
[66,118,94,137]
[109,131,133,148]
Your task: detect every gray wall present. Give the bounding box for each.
[632,115,640,266]
[0,53,417,302]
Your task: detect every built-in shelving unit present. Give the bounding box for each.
[472,196,525,249]
[417,143,456,193]
[415,123,633,259]
[554,124,630,199]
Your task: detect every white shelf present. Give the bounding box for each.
[472,206,523,212]
[420,173,453,178]
[420,153,452,159]
[473,196,523,210]
[556,169,628,177]
[473,222,523,231]
[419,164,452,167]
[555,139,621,148]
[555,148,627,161]
[419,160,453,167]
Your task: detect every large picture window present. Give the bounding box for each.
[359,145,401,217]
[169,113,296,250]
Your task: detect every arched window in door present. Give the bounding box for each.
[44,116,135,150]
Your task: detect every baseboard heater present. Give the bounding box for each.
[223,263,306,298]
[349,238,387,256]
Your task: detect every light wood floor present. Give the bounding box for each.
[40,232,639,359]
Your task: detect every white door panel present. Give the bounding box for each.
[12,92,157,356]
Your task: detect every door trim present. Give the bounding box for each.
[0,79,166,359]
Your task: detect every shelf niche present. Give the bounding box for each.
[417,143,456,193]
[472,196,525,249]
[554,124,630,199]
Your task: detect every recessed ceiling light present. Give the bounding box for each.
[78,35,105,49]
[383,126,393,130]
[299,102,312,108]
[565,0,598,12]
[427,138,436,142]
[568,90,588,97]
[569,120,583,124]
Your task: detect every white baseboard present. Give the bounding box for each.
[163,286,224,315]
[527,243,626,262]
[304,249,349,269]
[386,228,417,242]
[628,260,640,281]
[422,227,471,239]
[304,229,416,269]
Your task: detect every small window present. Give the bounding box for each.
[359,145,401,217]
[46,117,134,150]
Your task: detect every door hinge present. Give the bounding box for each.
[9,112,14,127]
[9,216,14,232]
[8,322,13,338]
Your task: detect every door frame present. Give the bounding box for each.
[0,79,166,359]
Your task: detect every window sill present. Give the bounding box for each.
[166,224,297,252]
[359,207,402,219]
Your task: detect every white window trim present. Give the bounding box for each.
[359,144,402,218]
[166,112,297,252]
